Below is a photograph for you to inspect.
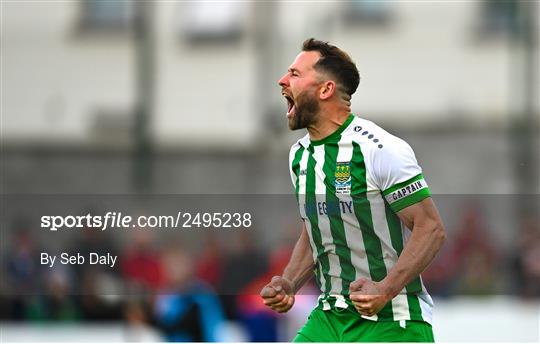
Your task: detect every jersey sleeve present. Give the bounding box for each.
[370,137,431,213]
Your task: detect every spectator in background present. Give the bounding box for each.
[452,204,499,295]
[4,219,42,320]
[195,232,223,288]
[153,243,225,342]
[124,300,162,342]
[76,268,123,321]
[236,241,293,341]
[421,240,458,297]
[26,266,80,321]
[219,231,267,319]
[512,217,540,297]
[73,224,119,275]
[71,222,122,321]
[121,229,165,292]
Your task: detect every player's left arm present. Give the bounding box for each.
[385,197,446,296]
[350,197,445,316]
[350,133,446,316]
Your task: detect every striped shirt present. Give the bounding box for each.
[289,113,434,324]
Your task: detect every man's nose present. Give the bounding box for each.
[278,74,288,87]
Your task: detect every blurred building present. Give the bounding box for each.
[3,1,538,195]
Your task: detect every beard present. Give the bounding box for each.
[288,90,320,131]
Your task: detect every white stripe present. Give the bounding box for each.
[399,320,406,329]
[313,145,342,294]
[296,147,309,197]
[334,295,348,309]
[297,148,326,291]
[322,299,331,311]
[361,314,378,321]
[318,295,331,310]
[289,145,301,188]
[419,277,434,324]
[336,139,379,321]
[335,139,371,282]
[366,191,397,271]
[392,293,411,321]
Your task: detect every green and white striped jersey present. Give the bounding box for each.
[289,113,434,324]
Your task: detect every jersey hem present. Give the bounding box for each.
[315,293,432,325]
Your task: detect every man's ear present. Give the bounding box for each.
[319,81,336,100]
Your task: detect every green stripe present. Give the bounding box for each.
[313,261,323,290]
[305,145,331,292]
[292,146,326,290]
[384,199,424,321]
[322,143,355,294]
[350,141,393,319]
[390,188,431,213]
[384,202,404,255]
[382,173,425,196]
[406,294,424,321]
[291,145,305,200]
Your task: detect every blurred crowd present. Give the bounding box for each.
[1,206,539,341]
[1,218,306,341]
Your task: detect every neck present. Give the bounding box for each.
[307,105,351,141]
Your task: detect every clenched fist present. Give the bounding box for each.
[349,278,392,317]
[260,276,295,313]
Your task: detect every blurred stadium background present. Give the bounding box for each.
[1,0,539,342]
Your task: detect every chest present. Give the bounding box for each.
[293,142,374,196]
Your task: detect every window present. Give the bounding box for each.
[180,2,247,44]
[78,0,134,32]
[476,1,520,38]
[342,1,392,26]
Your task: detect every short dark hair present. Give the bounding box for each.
[302,38,360,97]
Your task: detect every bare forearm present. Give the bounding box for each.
[282,223,315,293]
[382,220,445,298]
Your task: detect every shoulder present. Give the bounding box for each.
[345,116,412,155]
[289,134,309,165]
[347,115,422,192]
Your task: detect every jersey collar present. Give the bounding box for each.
[308,113,355,146]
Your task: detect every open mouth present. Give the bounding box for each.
[283,93,296,118]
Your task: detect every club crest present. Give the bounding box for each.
[335,162,351,194]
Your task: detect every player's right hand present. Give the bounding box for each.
[260,276,295,313]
